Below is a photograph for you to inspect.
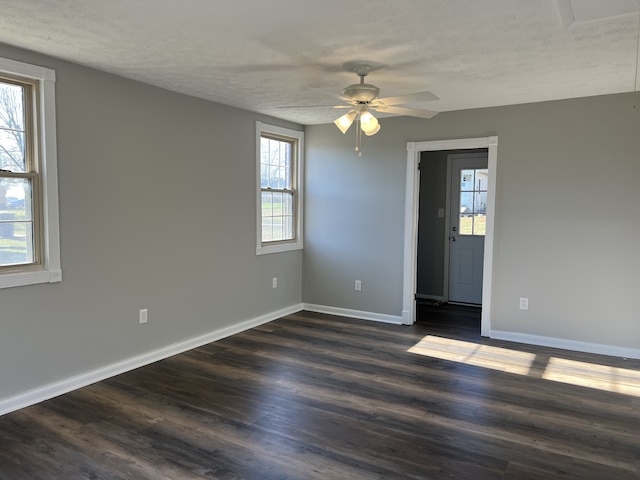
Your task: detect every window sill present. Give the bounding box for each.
[256,241,303,256]
[0,268,62,289]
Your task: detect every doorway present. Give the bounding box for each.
[402,137,498,337]
[415,150,488,307]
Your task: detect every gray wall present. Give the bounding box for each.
[0,43,303,400]
[304,92,640,350]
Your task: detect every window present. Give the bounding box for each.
[459,168,488,236]
[256,122,303,255]
[0,57,61,288]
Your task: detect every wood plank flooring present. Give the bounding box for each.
[0,310,639,479]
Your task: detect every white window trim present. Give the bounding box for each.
[256,121,304,255]
[0,56,61,289]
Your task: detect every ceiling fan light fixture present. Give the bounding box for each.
[334,110,357,134]
[364,123,380,136]
[359,110,380,136]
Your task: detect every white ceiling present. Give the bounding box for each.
[1,0,639,125]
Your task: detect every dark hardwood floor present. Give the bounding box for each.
[0,310,638,479]
[416,301,481,338]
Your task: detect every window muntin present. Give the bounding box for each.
[256,122,303,255]
[0,76,42,270]
[459,168,488,236]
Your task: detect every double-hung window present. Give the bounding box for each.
[0,57,61,288]
[256,122,303,255]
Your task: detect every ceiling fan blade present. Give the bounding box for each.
[276,104,351,109]
[375,90,439,106]
[373,105,439,119]
[307,86,354,104]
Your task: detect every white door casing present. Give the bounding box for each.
[402,137,497,337]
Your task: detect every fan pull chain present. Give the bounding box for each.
[355,118,362,156]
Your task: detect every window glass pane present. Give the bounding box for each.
[275,167,285,189]
[262,221,273,242]
[0,124,26,173]
[0,82,24,130]
[271,192,283,216]
[1,177,34,267]
[0,221,33,266]
[261,191,273,215]
[0,82,26,173]
[476,169,488,191]
[284,192,293,216]
[284,165,291,189]
[459,214,473,235]
[261,137,292,191]
[283,192,294,240]
[460,192,473,214]
[473,214,486,236]
[460,169,474,191]
[1,177,31,215]
[475,191,487,215]
[271,216,284,242]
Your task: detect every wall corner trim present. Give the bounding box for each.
[303,303,403,325]
[0,304,304,417]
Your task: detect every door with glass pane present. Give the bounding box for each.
[448,153,488,304]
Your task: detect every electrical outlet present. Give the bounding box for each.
[139,308,148,324]
[272,277,278,289]
[519,298,528,310]
[355,280,362,292]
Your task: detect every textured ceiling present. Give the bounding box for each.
[0,0,639,125]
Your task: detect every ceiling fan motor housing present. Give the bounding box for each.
[342,83,380,103]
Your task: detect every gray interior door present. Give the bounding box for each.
[448,153,488,304]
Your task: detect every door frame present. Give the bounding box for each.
[402,136,498,337]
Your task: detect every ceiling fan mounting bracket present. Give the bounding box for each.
[352,64,372,77]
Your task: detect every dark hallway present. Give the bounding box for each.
[416,301,481,339]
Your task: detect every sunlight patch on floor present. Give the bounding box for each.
[543,357,640,397]
[408,335,640,397]
[408,335,535,375]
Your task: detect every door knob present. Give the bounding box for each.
[449,236,456,242]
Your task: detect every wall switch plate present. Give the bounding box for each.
[355,280,362,291]
[438,208,445,218]
[272,277,278,288]
[519,298,528,310]
[139,308,148,324]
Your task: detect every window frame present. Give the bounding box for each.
[0,56,61,288]
[256,121,304,255]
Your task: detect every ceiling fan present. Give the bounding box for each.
[288,63,439,154]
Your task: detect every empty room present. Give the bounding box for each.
[0,1,639,479]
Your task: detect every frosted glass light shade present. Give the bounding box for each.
[360,111,380,136]
[334,110,357,134]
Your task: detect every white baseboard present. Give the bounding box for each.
[491,330,640,360]
[303,303,403,325]
[415,294,445,301]
[0,303,304,417]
